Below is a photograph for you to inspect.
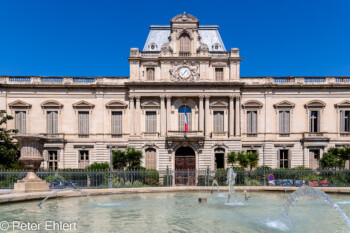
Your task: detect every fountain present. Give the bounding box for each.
[226,167,237,204]
[211,179,219,194]
[38,181,95,207]
[13,134,51,192]
[283,185,350,227]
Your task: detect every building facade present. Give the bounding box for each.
[1,13,350,173]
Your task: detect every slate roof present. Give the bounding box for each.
[143,25,226,52]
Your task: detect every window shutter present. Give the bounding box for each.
[252,111,257,133]
[279,111,283,133]
[247,111,252,133]
[347,111,350,132]
[340,110,345,132]
[79,112,89,135]
[146,149,157,169]
[146,112,156,132]
[285,111,290,133]
[16,111,26,134]
[179,112,184,131]
[317,111,320,133]
[53,111,58,134]
[47,112,52,134]
[112,112,122,134]
[277,150,280,169]
[288,150,292,169]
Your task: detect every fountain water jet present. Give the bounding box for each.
[282,185,350,228]
[226,168,237,204]
[211,179,219,194]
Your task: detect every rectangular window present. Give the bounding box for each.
[15,111,26,133]
[48,151,58,170]
[215,68,224,81]
[146,68,155,81]
[309,111,320,133]
[79,150,89,169]
[111,111,122,137]
[213,111,224,132]
[279,111,290,134]
[340,110,350,133]
[78,111,89,138]
[179,111,192,131]
[279,150,289,168]
[146,111,157,133]
[47,111,58,134]
[247,111,257,135]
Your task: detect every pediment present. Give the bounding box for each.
[242,100,263,109]
[8,100,32,109]
[273,100,295,109]
[72,100,95,109]
[105,100,127,109]
[41,100,63,109]
[141,101,160,107]
[304,100,326,108]
[335,100,350,108]
[210,101,228,107]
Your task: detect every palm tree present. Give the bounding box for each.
[247,151,259,171]
[227,151,237,167]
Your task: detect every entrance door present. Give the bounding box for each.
[175,147,196,185]
[309,149,320,170]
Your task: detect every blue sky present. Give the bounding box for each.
[0,0,349,77]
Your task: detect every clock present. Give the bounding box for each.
[179,67,191,79]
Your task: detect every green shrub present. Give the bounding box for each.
[145,169,159,186]
[86,162,109,170]
[244,177,261,186]
[215,168,227,186]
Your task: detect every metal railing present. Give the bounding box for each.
[2,169,350,189]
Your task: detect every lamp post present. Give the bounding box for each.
[262,142,266,186]
[108,143,113,188]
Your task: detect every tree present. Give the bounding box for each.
[112,150,127,170]
[0,110,20,169]
[112,146,143,170]
[320,147,345,170]
[227,151,237,167]
[125,146,142,170]
[237,151,249,169]
[247,151,259,171]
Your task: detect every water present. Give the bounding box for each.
[2,191,350,232]
[211,179,219,193]
[38,183,95,207]
[282,185,350,228]
[226,168,237,204]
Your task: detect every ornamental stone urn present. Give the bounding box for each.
[13,134,51,192]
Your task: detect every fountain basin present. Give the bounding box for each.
[1,191,350,232]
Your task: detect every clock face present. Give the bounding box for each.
[179,67,191,79]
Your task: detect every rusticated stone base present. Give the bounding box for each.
[14,180,51,193]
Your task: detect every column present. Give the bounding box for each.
[205,95,210,137]
[160,95,166,136]
[235,95,241,136]
[199,95,204,132]
[229,95,234,137]
[166,95,171,134]
[129,95,135,136]
[135,96,141,136]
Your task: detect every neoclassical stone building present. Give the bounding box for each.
[1,13,350,175]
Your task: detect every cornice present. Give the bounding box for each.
[124,81,245,87]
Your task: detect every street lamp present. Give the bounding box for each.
[108,143,113,188]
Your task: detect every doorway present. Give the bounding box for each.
[214,148,225,169]
[175,147,196,185]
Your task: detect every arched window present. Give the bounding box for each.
[145,148,157,170]
[178,106,192,131]
[179,33,191,52]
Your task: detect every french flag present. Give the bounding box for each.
[184,107,189,132]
